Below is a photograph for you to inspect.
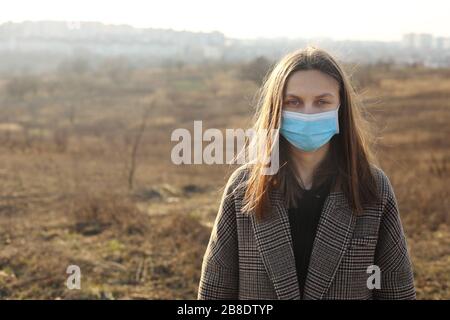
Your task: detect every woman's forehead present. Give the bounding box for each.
[285,70,339,96]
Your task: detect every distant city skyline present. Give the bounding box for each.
[1,0,449,41]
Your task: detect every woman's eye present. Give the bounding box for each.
[318,100,329,105]
[285,100,299,106]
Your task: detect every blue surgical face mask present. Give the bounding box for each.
[280,105,340,152]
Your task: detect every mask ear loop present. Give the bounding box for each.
[335,104,341,133]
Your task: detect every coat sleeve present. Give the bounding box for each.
[197,169,241,300]
[373,172,416,300]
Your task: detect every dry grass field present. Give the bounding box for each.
[0,61,448,299]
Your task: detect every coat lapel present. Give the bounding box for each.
[251,186,356,300]
[303,190,356,299]
[250,187,301,300]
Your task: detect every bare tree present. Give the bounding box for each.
[127,101,153,191]
[238,56,274,85]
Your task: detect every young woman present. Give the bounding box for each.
[198,46,416,300]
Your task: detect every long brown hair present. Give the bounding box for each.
[238,46,381,222]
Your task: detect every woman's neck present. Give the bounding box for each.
[288,143,330,189]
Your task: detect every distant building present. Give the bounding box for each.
[403,33,450,50]
[434,36,450,50]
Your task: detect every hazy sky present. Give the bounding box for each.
[1,0,449,40]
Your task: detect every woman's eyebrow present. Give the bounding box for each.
[284,93,335,98]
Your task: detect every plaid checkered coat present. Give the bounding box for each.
[198,165,416,300]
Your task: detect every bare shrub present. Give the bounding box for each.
[6,76,39,99]
[68,193,150,236]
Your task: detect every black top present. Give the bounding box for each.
[287,175,334,299]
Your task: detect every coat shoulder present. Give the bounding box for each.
[369,163,396,206]
[223,165,251,197]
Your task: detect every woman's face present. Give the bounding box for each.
[283,69,340,114]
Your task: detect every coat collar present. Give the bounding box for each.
[250,186,356,300]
